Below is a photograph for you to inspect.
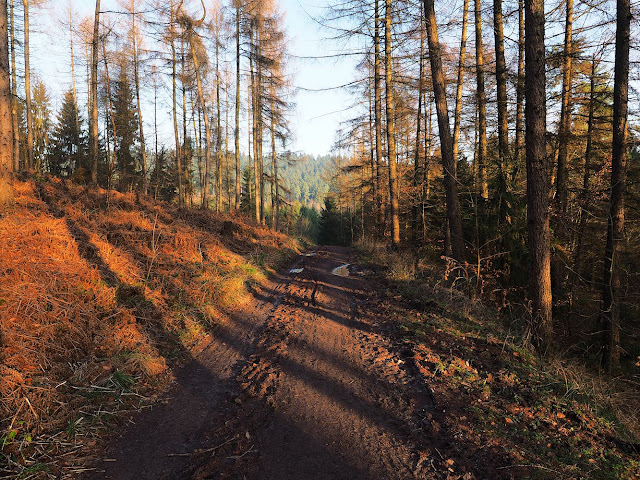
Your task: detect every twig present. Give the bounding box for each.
[167,436,238,457]
[226,445,256,459]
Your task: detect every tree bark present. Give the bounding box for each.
[170,0,182,205]
[23,0,33,171]
[474,0,487,200]
[452,0,469,170]
[90,0,100,185]
[413,10,425,245]
[573,55,597,280]
[423,0,465,262]
[69,2,80,161]
[525,0,552,354]
[373,0,384,234]
[131,1,147,195]
[250,31,260,223]
[215,33,222,212]
[102,40,117,192]
[384,0,400,248]
[601,0,630,371]
[234,0,241,210]
[494,0,508,211]
[9,0,18,172]
[270,89,278,231]
[190,37,212,210]
[554,0,574,214]
[0,0,13,208]
[514,0,525,180]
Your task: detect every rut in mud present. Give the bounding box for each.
[84,247,454,480]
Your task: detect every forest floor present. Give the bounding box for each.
[1,179,638,479]
[81,246,639,480]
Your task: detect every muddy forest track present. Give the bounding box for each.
[84,246,446,480]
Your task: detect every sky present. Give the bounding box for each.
[27,0,358,157]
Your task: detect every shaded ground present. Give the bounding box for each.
[83,247,478,479]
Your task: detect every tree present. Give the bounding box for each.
[234,0,242,210]
[48,89,87,178]
[554,0,574,215]
[525,0,552,354]
[474,0,488,200]
[23,0,33,170]
[128,0,148,195]
[9,0,18,171]
[31,79,51,172]
[149,146,177,202]
[384,0,400,248]
[422,0,465,262]
[112,59,139,191]
[89,0,100,185]
[0,0,13,208]
[600,0,630,370]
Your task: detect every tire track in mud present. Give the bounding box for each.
[84,247,448,480]
[199,246,440,480]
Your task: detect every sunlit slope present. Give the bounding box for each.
[0,178,298,473]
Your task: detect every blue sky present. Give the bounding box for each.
[28,0,357,156]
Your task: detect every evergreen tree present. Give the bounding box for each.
[112,60,139,191]
[149,146,178,202]
[240,166,254,215]
[31,80,51,173]
[48,89,87,178]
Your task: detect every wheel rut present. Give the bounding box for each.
[83,246,440,480]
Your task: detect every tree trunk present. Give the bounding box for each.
[0,0,13,208]
[601,0,630,371]
[423,0,465,262]
[384,0,400,248]
[554,0,574,214]
[69,2,80,163]
[9,0,17,172]
[413,10,425,245]
[513,0,525,180]
[573,55,598,279]
[373,0,384,234]
[270,91,278,231]
[23,0,34,171]
[494,0,508,218]
[90,0,100,185]
[250,35,260,223]
[170,0,183,205]
[474,0,488,200]
[234,1,241,210]
[131,1,147,195]
[181,41,189,205]
[102,41,117,192]
[525,0,552,354]
[190,37,212,210]
[452,0,469,171]
[215,35,222,213]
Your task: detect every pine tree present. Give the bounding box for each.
[112,60,139,192]
[48,89,87,178]
[149,146,177,202]
[240,165,254,215]
[31,80,51,173]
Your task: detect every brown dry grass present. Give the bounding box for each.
[0,178,299,478]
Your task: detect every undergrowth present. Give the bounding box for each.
[0,177,300,479]
[356,239,640,479]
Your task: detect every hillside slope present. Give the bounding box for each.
[0,178,299,478]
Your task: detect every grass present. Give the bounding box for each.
[0,177,301,479]
[356,239,640,479]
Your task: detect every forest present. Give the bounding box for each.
[0,0,639,478]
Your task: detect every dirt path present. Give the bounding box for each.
[84,246,441,480]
